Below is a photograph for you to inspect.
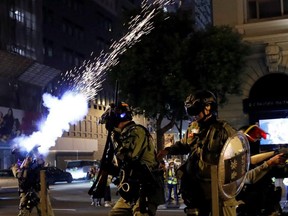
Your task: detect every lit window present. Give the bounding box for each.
[9,10,15,19]
[14,10,24,23]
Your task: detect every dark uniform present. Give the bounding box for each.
[106,102,165,216]
[158,90,241,216]
[158,90,285,216]
[168,115,239,216]
[12,155,44,216]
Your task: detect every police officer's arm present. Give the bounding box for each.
[245,153,285,184]
[11,157,31,179]
[11,164,21,178]
[157,141,191,161]
[157,127,194,161]
[165,141,191,155]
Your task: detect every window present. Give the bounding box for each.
[99,15,113,33]
[43,7,54,25]
[74,53,84,66]
[43,39,53,57]
[63,0,83,13]
[63,48,74,65]
[62,20,84,40]
[12,10,24,23]
[247,0,288,20]
[10,44,25,56]
[62,48,84,66]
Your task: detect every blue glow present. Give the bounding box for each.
[12,91,88,155]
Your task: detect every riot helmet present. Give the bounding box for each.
[99,102,132,130]
[185,90,217,117]
[114,102,133,123]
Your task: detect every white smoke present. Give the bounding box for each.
[13,91,88,155]
[12,0,174,157]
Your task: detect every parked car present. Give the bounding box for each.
[0,169,18,189]
[43,166,73,185]
[66,160,100,180]
[0,166,73,189]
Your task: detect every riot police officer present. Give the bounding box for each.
[11,146,44,216]
[157,90,239,216]
[157,90,287,216]
[106,102,165,216]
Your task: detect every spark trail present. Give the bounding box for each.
[59,0,174,100]
[13,0,174,155]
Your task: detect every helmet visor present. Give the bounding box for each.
[185,101,202,116]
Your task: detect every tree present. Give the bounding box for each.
[108,9,250,151]
[183,25,250,103]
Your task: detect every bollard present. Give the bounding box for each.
[211,165,219,216]
[40,170,48,216]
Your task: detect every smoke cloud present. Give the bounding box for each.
[12,91,88,155]
[11,0,173,157]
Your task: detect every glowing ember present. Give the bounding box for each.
[12,0,173,155]
[59,0,173,100]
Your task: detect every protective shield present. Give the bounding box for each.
[218,132,250,200]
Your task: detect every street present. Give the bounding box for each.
[0,181,186,216]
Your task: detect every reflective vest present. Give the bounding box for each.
[167,168,177,185]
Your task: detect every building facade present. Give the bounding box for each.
[4,0,283,169]
[212,0,288,202]
[213,0,288,134]
[0,0,143,169]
